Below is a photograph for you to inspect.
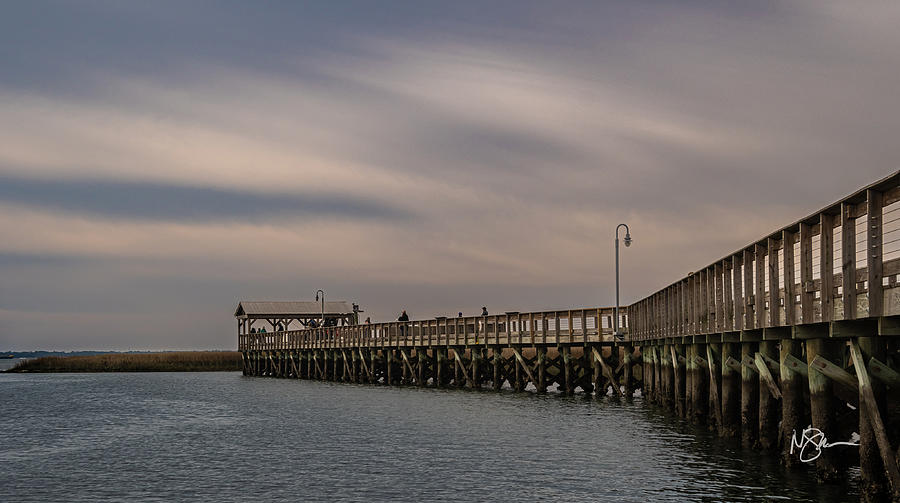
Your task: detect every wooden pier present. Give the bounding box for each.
[238,171,900,502]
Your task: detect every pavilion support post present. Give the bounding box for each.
[721,342,741,438]
[805,338,844,482]
[758,340,780,451]
[741,342,760,448]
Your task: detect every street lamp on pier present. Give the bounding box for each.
[315,289,325,326]
[614,224,632,340]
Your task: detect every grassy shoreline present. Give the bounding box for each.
[6,351,242,372]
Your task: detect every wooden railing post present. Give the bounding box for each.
[841,202,857,320]
[867,189,883,317]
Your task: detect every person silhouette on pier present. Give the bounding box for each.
[398,310,409,336]
[481,306,489,316]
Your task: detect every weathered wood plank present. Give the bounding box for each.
[868,190,884,317]
[810,355,858,391]
[755,352,782,399]
[868,357,900,387]
[849,339,900,499]
[841,202,857,320]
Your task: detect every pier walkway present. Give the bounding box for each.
[237,171,900,501]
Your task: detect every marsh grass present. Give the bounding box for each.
[7,351,241,372]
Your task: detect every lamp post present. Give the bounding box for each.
[315,289,325,325]
[614,223,632,340]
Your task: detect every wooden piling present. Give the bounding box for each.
[562,346,574,396]
[805,338,844,482]
[536,347,547,394]
[741,342,759,448]
[672,345,685,417]
[757,340,780,450]
[492,346,502,391]
[623,344,634,398]
[690,343,708,424]
[662,344,674,409]
[779,339,807,467]
[856,337,894,501]
[721,341,740,438]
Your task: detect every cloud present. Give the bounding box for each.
[0,174,410,223]
[1,1,900,349]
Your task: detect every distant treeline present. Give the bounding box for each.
[6,351,242,372]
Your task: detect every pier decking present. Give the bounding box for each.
[237,171,900,501]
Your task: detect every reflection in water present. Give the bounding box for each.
[0,373,856,502]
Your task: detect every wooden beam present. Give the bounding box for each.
[740,354,760,373]
[755,352,782,399]
[809,355,858,391]
[781,353,809,377]
[693,355,708,370]
[593,348,624,398]
[868,357,900,388]
[706,344,724,428]
[511,347,536,385]
[724,356,743,374]
[849,339,900,498]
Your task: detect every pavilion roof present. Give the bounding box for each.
[234,301,354,318]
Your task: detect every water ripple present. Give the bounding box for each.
[0,373,856,502]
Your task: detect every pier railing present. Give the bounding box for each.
[630,170,900,341]
[239,307,627,351]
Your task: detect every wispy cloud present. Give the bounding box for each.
[1,1,899,349]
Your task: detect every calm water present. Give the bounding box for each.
[1,372,856,502]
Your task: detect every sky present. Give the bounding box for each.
[1,1,899,350]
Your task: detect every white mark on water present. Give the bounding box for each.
[790,426,859,463]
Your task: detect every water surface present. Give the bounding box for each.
[0,372,856,502]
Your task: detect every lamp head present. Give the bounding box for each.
[624,233,632,247]
[315,293,319,301]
